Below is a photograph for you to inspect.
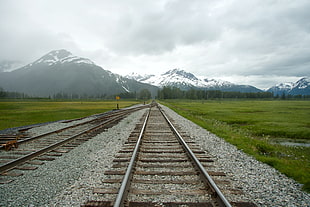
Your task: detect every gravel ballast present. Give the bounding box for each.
[0,109,147,207]
[0,105,309,207]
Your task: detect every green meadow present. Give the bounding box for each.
[160,100,310,192]
[0,99,140,130]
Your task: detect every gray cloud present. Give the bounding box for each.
[0,0,79,62]
[0,0,309,87]
[101,0,221,55]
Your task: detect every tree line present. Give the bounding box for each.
[116,89,151,100]
[0,87,152,100]
[157,86,310,100]
[0,88,29,99]
[1,86,308,100]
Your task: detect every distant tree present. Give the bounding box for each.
[281,92,286,100]
[117,92,136,99]
[0,87,5,98]
[0,87,7,98]
[139,89,151,100]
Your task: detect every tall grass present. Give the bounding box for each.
[160,99,310,192]
[0,100,140,130]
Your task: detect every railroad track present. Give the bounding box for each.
[83,104,256,207]
[0,105,148,148]
[0,104,149,184]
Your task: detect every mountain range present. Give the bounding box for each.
[126,70,310,96]
[126,69,262,93]
[267,77,310,96]
[0,49,309,97]
[0,49,158,98]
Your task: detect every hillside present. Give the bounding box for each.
[0,50,158,98]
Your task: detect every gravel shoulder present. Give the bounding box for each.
[0,105,309,207]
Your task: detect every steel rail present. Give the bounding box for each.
[158,105,232,207]
[0,114,125,174]
[113,107,151,207]
[17,108,141,145]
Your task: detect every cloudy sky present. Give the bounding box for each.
[1,0,309,89]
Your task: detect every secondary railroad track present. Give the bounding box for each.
[83,104,256,207]
[0,104,149,184]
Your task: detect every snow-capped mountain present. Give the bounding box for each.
[267,77,310,96]
[267,82,294,95]
[0,49,158,97]
[24,49,94,69]
[127,69,231,89]
[126,69,262,92]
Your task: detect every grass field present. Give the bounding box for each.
[0,99,140,130]
[160,99,310,192]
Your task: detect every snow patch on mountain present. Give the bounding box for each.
[274,82,294,90]
[295,77,310,89]
[125,72,155,82]
[201,77,233,87]
[121,85,130,92]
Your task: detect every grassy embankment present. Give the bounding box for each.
[160,100,310,192]
[0,99,140,130]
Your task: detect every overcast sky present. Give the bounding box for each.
[1,0,309,89]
